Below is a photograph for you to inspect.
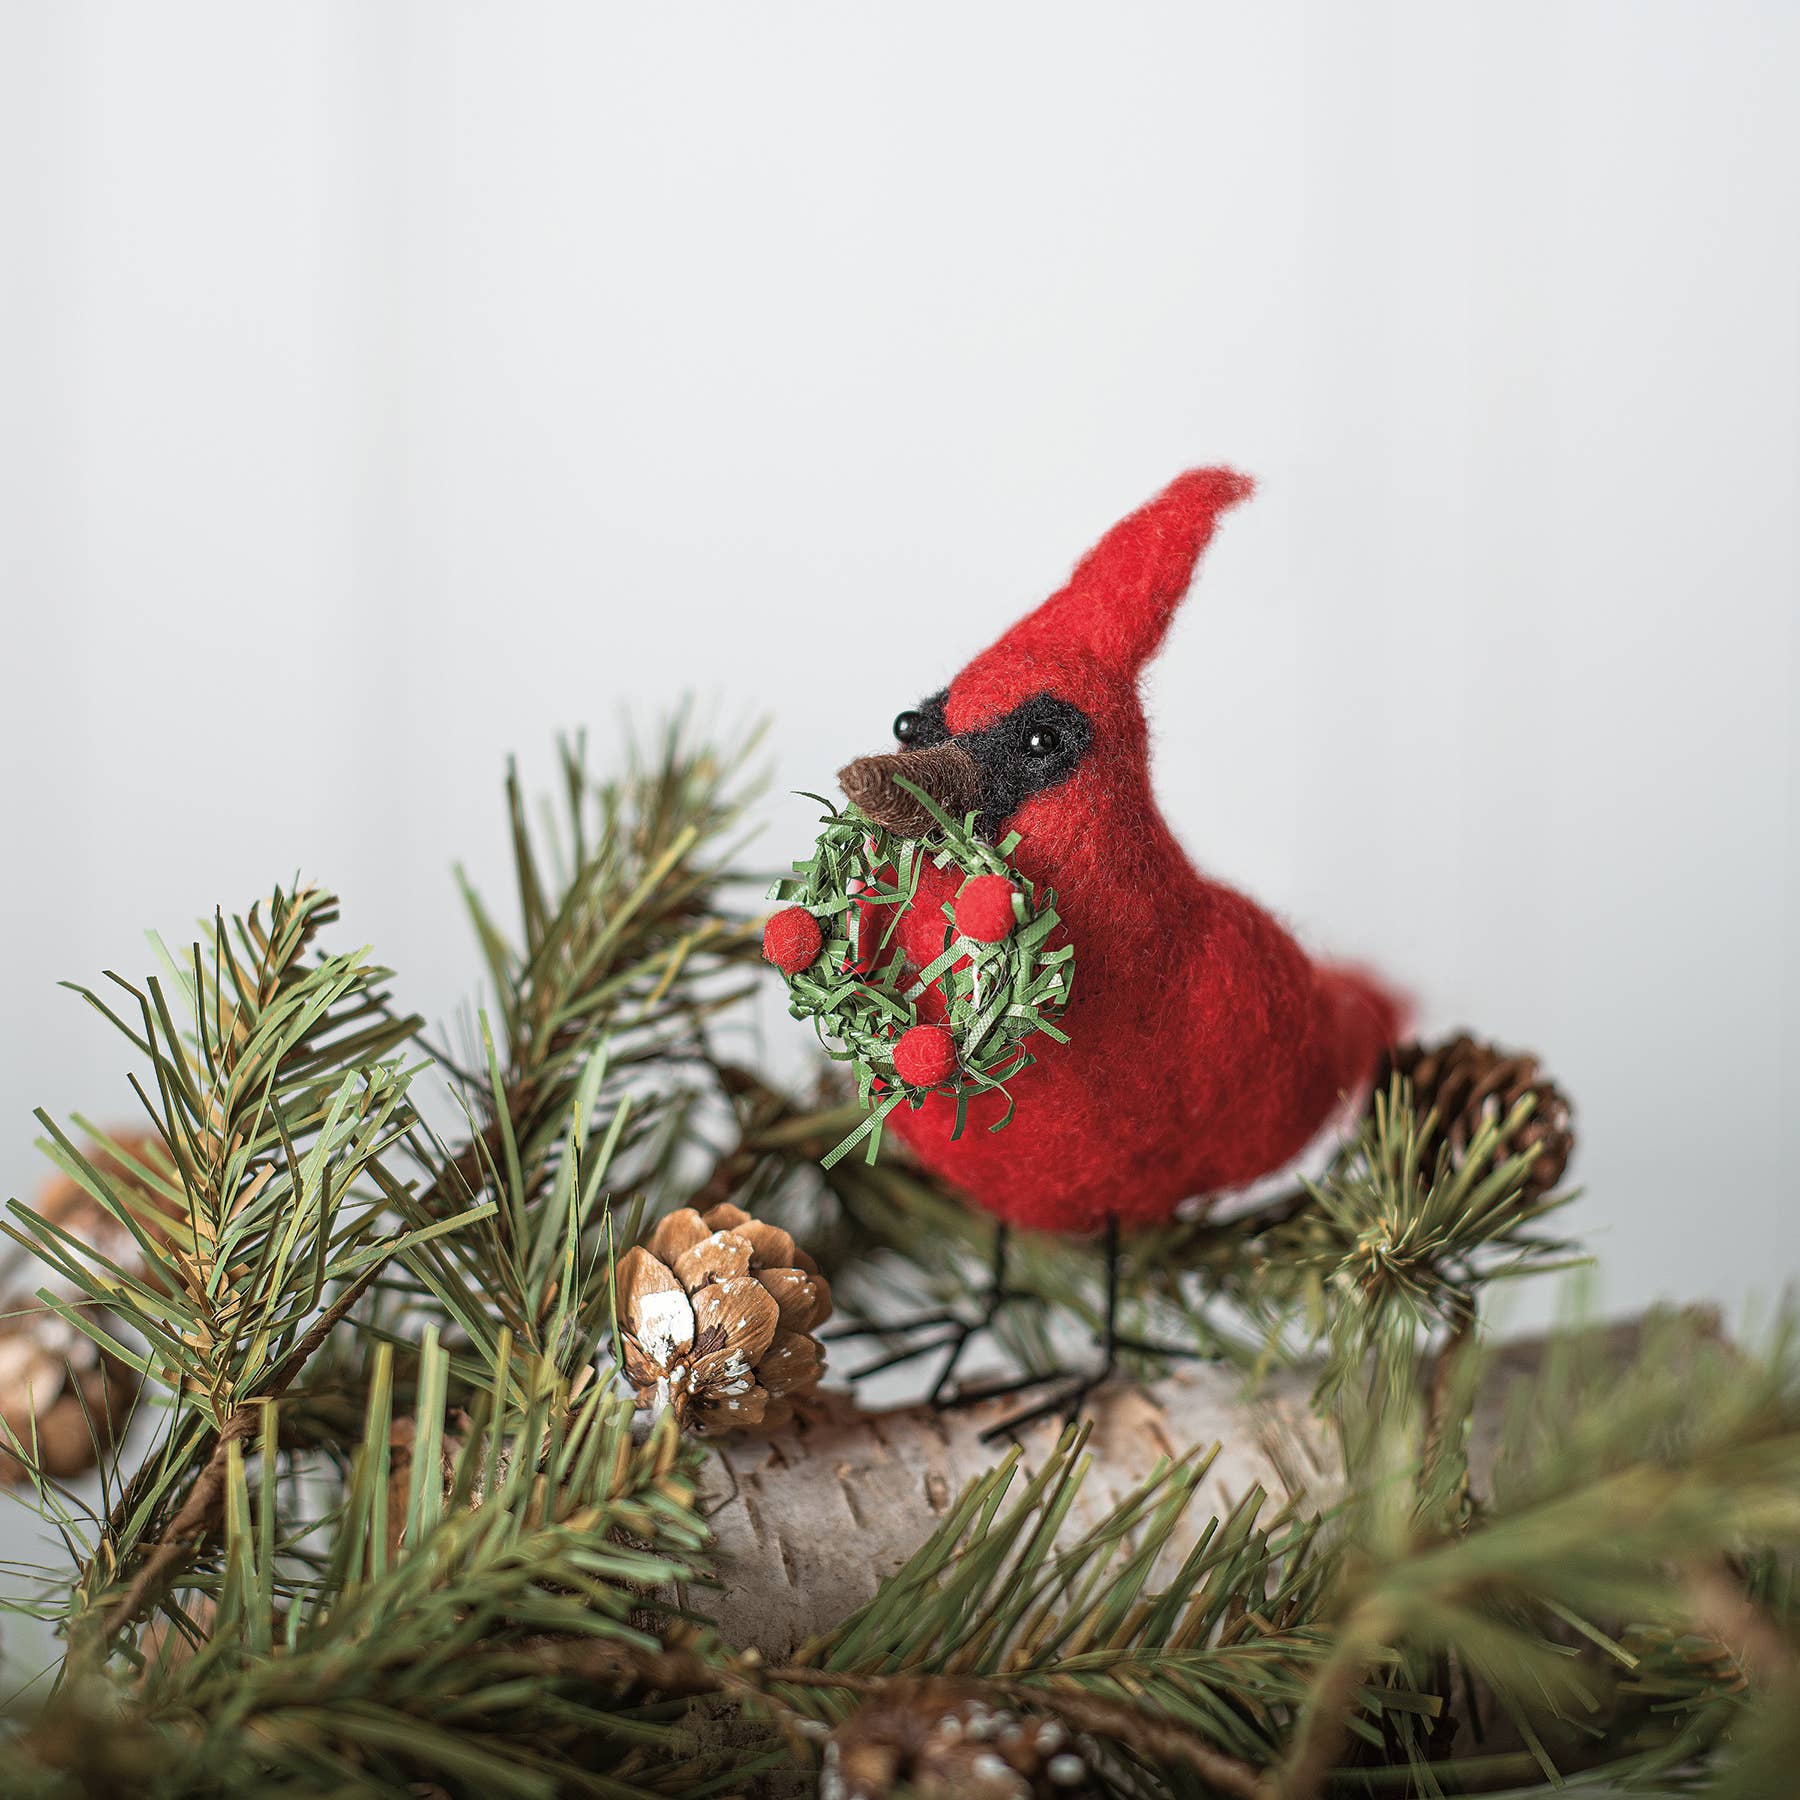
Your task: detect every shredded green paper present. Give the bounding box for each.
[768,776,1074,1169]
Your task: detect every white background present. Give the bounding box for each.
[2,3,1795,1346]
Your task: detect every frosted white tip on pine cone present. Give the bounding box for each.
[615,1202,832,1435]
[826,1678,1101,1799]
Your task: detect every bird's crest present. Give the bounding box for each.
[947,467,1253,730]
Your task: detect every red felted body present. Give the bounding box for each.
[877,470,1407,1235]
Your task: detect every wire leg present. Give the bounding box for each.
[978,1216,1124,1443]
[926,1223,1019,1404]
[840,1220,1025,1387]
[823,1313,961,1343]
[1109,1334,1221,1362]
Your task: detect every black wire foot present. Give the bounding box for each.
[977,1366,1115,1443]
[925,1277,1061,1401]
[1109,1333,1223,1363]
[842,1288,1044,1384]
[964,1332,1217,1439]
[833,1223,1031,1387]
[967,1214,1149,1442]
[955,1347,1216,1435]
[821,1312,962,1344]
[938,1366,1064,1410]
[845,1324,967,1381]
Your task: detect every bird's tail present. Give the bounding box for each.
[1319,962,1411,1105]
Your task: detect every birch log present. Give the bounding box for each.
[692,1317,1685,1657]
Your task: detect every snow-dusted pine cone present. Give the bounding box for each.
[1383,1033,1575,1198]
[614,1202,831,1435]
[824,1680,1101,1800]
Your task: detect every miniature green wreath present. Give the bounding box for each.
[763,780,1074,1167]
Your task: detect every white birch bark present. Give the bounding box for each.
[691,1321,1667,1657]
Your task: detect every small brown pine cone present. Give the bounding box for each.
[0,1302,139,1483]
[1383,1033,1575,1198]
[825,1679,1101,1800]
[614,1202,832,1436]
[0,1134,173,1485]
[30,1131,180,1274]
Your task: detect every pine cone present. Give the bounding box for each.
[0,1134,176,1485]
[615,1202,832,1435]
[0,1303,138,1482]
[30,1131,178,1272]
[825,1679,1101,1799]
[1383,1033,1574,1197]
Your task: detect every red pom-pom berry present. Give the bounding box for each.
[954,874,1018,944]
[762,907,823,976]
[892,1024,958,1089]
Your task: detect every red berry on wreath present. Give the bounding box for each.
[762,906,823,976]
[892,1024,957,1089]
[954,873,1018,944]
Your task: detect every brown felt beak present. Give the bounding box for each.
[837,741,981,838]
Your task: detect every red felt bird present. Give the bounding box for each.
[835,469,1406,1241]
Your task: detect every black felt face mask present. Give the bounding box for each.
[890,689,1093,839]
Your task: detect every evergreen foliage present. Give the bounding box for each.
[0,722,1793,1797]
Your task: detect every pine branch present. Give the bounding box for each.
[394,727,764,1384]
[96,1259,384,1641]
[1,1342,732,1798]
[777,1424,1344,1783]
[454,728,761,1202]
[0,886,496,1651]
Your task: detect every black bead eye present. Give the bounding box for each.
[1025,726,1061,757]
[893,710,923,745]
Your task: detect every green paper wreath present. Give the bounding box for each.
[766,779,1075,1168]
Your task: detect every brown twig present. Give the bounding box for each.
[1268,1641,1370,1800]
[1423,1295,1478,1478]
[98,1408,261,1641]
[97,1258,385,1640]
[1006,1679,1263,1797]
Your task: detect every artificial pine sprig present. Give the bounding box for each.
[12,1338,737,1798]
[1285,1076,1584,1405]
[0,886,497,1650]
[391,725,763,1390]
[1128,1070,1587,1395]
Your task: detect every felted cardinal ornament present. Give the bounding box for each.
[826,469,1406,1422]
